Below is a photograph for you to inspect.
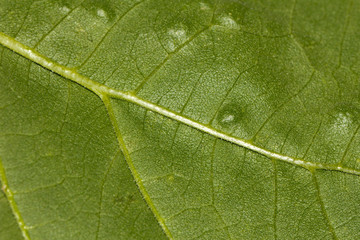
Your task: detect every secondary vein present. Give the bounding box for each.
[0,156,31,240]
[1,32,359,177]
[101,95,174,239]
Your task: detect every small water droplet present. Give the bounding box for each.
[97,8,107,18]
[217,103,244,127]
[167,27,187,52]
[329,103,360,134]
[82,0,116,23]
[60,6,70,13]
[168,28,187,42]
[221,114,235,124]
[333,112,353,129]
[219,15,239,29]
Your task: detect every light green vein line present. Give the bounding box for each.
[0,32,172,238]
[104,90,360,176]
[133,24,212,93]
[0,156,30,240]
[0,32,104,97]
[101,95,173,239]
[272,159,278,240]
[95,151,120,240]
[312,172,338,240]
[1,32,360,177]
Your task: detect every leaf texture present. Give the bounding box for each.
[0,0,360,239]
[0,181,23,240]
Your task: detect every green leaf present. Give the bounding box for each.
[1,0,359,239]
[0,181,23,240]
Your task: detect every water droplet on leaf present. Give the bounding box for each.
[168,28,187,41]
[167,27,187,52]
[96,8,107,18]
[56,0,75,14]
[329,103,360,134]
[217,103,244,127]
[333,112,353,129]
[221,114,235,124]
[219,15,239,29]
[82,0,116,23]
[60,6,70,13]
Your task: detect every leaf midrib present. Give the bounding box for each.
[1,32,359,176]
[1,31,359,239]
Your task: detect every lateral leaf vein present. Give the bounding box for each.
[0,32,359,177]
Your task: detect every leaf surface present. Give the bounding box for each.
[0,0,360,239]
[0,180,23,240]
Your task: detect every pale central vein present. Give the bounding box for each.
[0,156,31,240]
[1,32,359,178]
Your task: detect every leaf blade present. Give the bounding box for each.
[1,0,360,239]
